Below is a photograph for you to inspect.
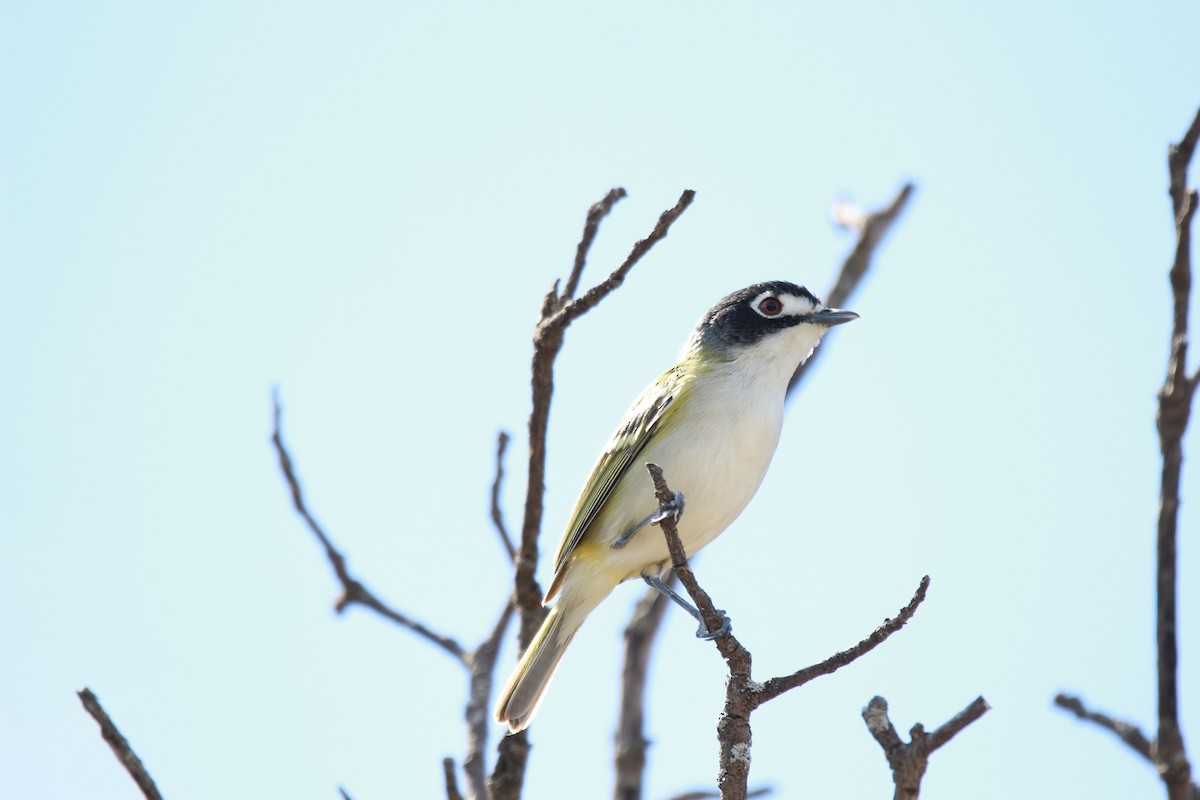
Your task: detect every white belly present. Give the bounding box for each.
[595,377,785,582]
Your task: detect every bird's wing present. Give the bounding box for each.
[545,366,686,600]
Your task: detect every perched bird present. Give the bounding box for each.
[494,281,857,733]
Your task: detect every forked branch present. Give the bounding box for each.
[645,464,941,800]
[862,695,990,800]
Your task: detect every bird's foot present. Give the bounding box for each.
[612,491,686,549]
[696,610,731,640]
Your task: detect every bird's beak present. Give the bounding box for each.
[812,308,859,326]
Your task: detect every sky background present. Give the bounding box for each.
[3,2,1200,798]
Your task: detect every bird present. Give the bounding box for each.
[493,280,858,733]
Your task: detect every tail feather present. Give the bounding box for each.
[494,575,614,732]
[493,606,576,733]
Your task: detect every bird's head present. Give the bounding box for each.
[682,281,858,379]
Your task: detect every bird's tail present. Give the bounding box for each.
[493,583,606,732]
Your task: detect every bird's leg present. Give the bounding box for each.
[611,491,685,549]
[642,574,731,640]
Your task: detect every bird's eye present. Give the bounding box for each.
[757,296,783,317]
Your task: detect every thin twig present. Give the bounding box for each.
[271,390,467,663]
[491,431,516,562]
[77,688,165,800]
[565,188,628,302]
[788,182,915,397]
[861,695,990,800]
[547,190,697,330]
[1053,694,1153,762]
[443,757,465,800]
[756,576,930,703]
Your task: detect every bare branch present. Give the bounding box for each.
[1168,106,1200,217]
[443,757,465,800]
[788,182,915,397]
[644,464,733,643]
[1156,106,1200,800]
[271,390,467,663]
[614,582,671,800]
[564,188,628,302]
[755,576,930,703]
[490,431,516,563]
[644,465,937,800]
[338,787,354,800]
[1053,693,1153,763]
[862,695,990,800]
[1054,104,1200,800]
[462,601,515,800]
[77,688,164,800]
[547,190,697,330]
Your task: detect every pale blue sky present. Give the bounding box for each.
[3,2,1199,798]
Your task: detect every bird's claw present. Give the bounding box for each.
[612,491,686,549]
[695,609,731,640]
[651,491,686,525]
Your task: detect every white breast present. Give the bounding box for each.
[598,361,787,581]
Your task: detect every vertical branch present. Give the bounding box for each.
[443,758,465,800]
[613,584,671,800]
[1156,105,1200,800]
[461,602,515,800]
[491,431,517,562]
[1054,105,1200,800]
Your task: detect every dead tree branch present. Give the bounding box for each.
[491,431,516,563]
[443,757,465,800]
[1156,105,1200,800]
[1056,104,1200,800]
[1053,693,1153,762]
[491,189,696,800]
[77,688,164,800]
[644,465,936,800]
[756,576,929,703]
[462,601,516,799]
[273,391,516,799]
[272,391,468,662]
[861,695,990,800]
[614,583,671,800]
[788,182,915,397]
[565,188,629,302]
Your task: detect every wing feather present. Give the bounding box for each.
[544,367,685,600]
